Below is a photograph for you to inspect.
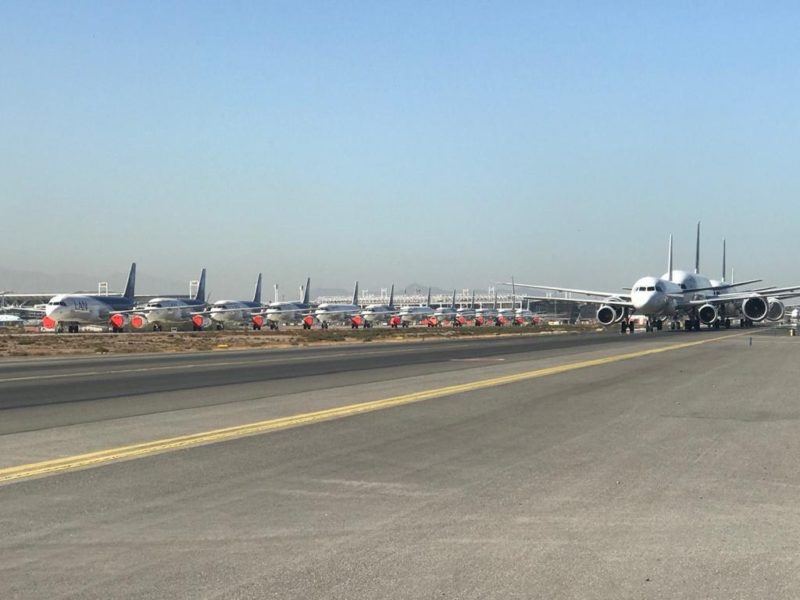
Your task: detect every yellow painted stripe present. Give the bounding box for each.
[0,332,743,484]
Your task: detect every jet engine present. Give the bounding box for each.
[109,314,128,330]
[350,315,363,328]
[742,296,769,322]
[130,314,147,330]
[596,300,625,326]
[766,299,785,322]
[251,314,265,329]
[191,314,208,330]
[390,315,402,328]
[698,304,718,325]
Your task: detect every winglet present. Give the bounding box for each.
[253,273,262,304]
[195,268,206,303]
[123,263,136,299]
[694,221,701,275]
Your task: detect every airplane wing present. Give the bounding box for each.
[686,286,800,305]
[504,282,631,300]
[522,294,633,308]
[684,279,762,293]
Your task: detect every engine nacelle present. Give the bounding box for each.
[350,315,363,328]
[252,314,265,329]
[109,314,128,330]
[596,303,624,326]
[192,314,208,329]
[698,304,718,325]
[130,313,147,330]
[767,299,785,322]
[742,296,769,322]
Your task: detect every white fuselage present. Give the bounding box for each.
[315,303,361,324]
[398,306,433,324]
[138,298,198,325]
[45,294,131,326]
[209,300,262,325]
[361,304,394,324]
[265,302,308,324]
[432,306,457,322]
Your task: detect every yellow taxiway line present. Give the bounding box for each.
[0,332,744,484]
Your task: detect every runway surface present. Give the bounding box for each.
[2,328,799,598]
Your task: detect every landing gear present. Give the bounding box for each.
[628,321,634,333]
[269,323,279,331]
[192,324,202,332]
[321,322,329,330]
[216,324,224,331]
[724,318,731,329]
[402,321,409,328]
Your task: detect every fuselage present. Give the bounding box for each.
[209,300,263,325]
[265,302,313,324]
[398,305,433,324]
[137,298,205,328]
[361,304,394,324]
[315,303,361,324]
[44,294,135,327]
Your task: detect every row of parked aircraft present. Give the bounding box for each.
[24,224,800,334]
[39,268,535,333]
[508,223,800,333]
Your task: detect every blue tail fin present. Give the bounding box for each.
[388,284,395,309]
[123,263,136,299]
[194,268,206,303]
[253,273,262,304]
[301,277,311,304]
[352,281,359,305]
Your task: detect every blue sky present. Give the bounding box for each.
[2,2,799,297]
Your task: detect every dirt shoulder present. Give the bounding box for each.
[0,325,602,358]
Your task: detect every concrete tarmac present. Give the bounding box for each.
[1,328,799,598]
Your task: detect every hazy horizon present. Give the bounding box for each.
[3,3,799,298]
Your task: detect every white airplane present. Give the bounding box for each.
[0,314,23,327]
[314,282,363,329]
[264,277,315,330]
[431,290,459,326]
[475,292,500,326]
[43,263,137,333]
[398,288,434,327]
[361,284,400,328]
[205,274,267,330]
[129,269,208,331]
[455,291,477,326]
[505,224,798,333]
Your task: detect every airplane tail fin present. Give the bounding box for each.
[512,276,517,308]
[721,239,726,283]
[452,289,456,308]
[123,263,136,299]
[352,281,359,305]
[426,287,431,307]
[194,268,207,303]
[493,289,498,309]
[388,284,395,309]
[253,273,262,304]
[471,290,476,308]
[667,235,673,281]
[302,277,311,304]
[694,221,701,275]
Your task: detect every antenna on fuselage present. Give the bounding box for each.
[667,235,673,281]
[694,221,701,275]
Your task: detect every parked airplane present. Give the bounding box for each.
[43,263,137,333]
[264,277,314,330]
[475,292,499,326]
[431,290,458,326]
[361,284,399,328]
[129,269,207,331]
[455,291,477,326]
[506,224,797,333]
[398,288,434,327]
[314,282,362,329]
[498,281,536,325]
[205,274,266,330]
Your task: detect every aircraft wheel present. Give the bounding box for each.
[628,322,634,333]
